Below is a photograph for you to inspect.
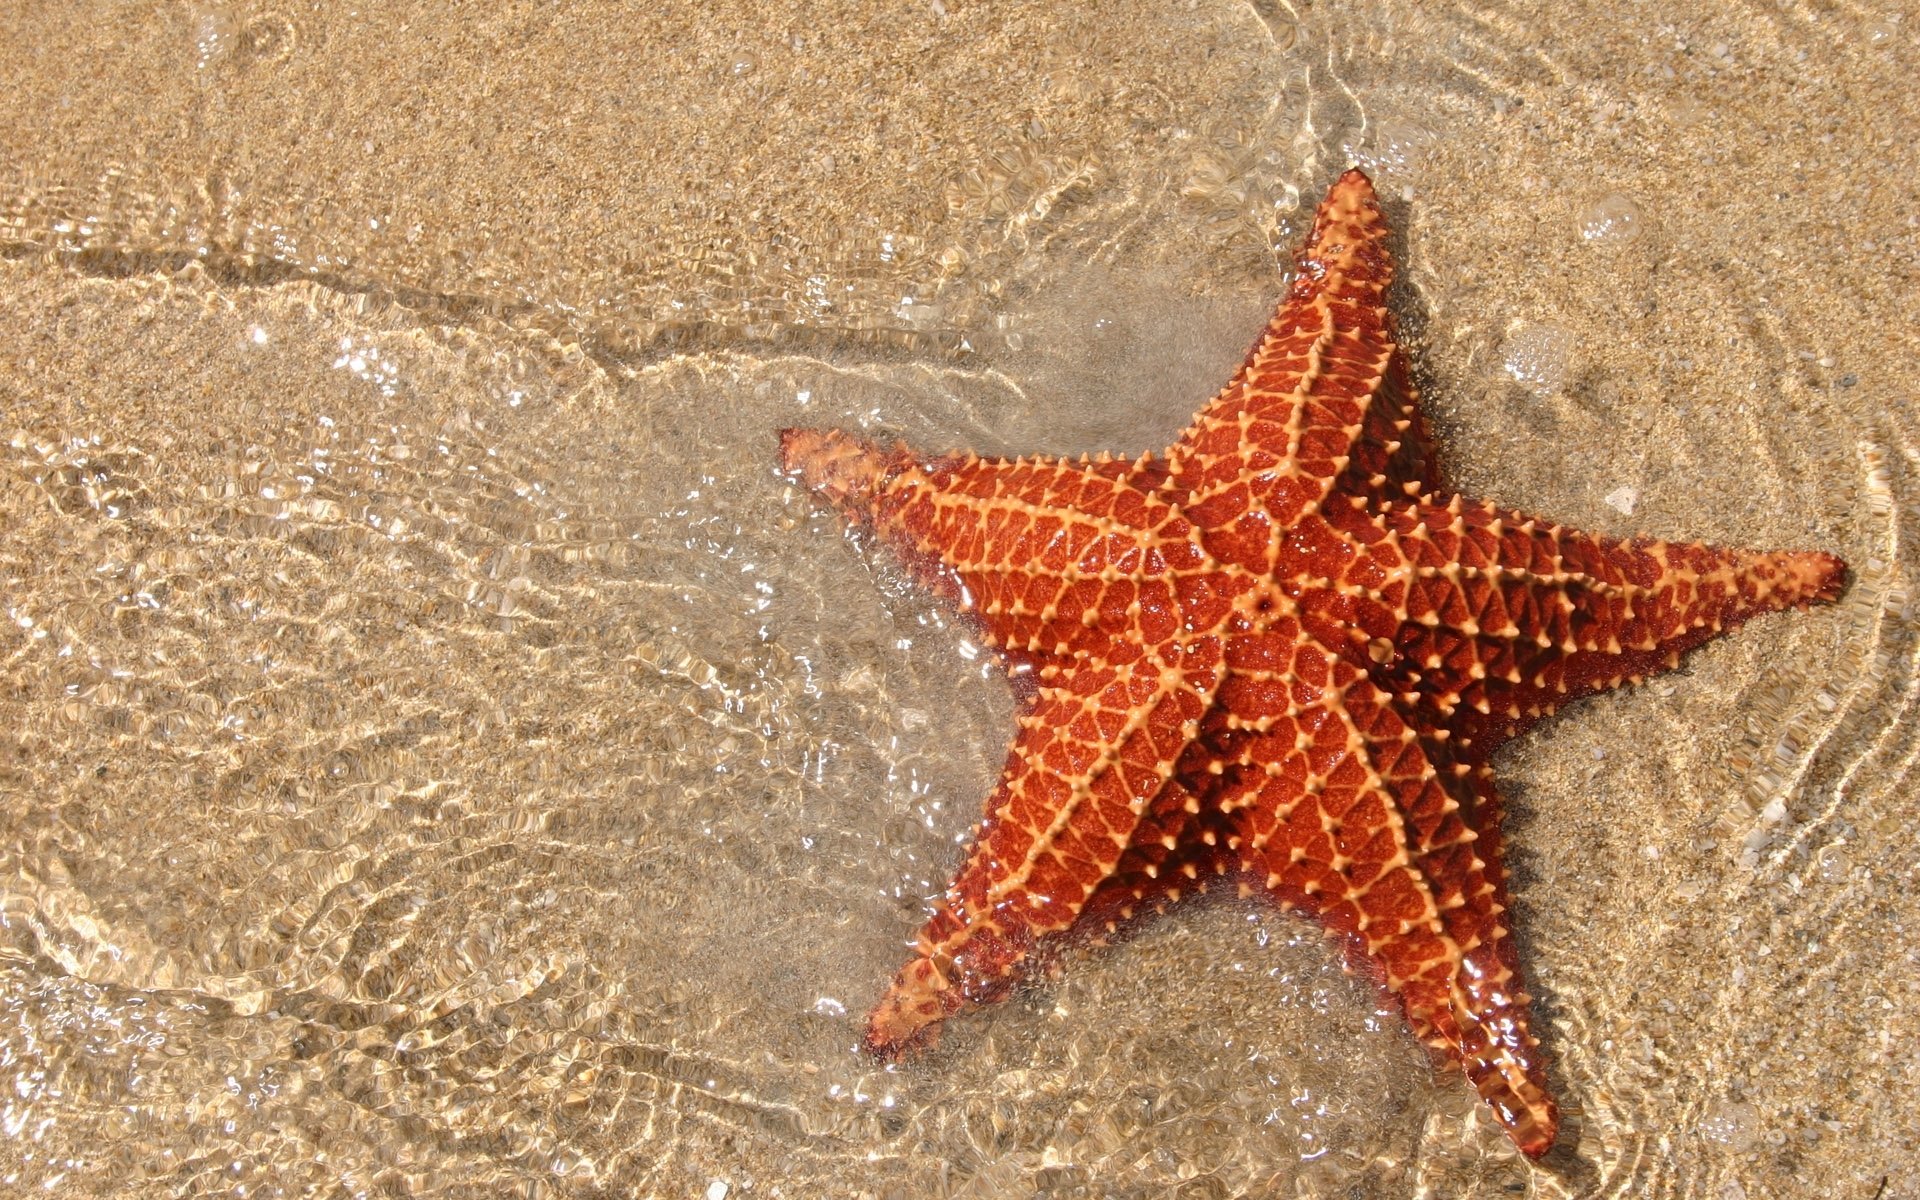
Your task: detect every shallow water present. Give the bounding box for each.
[2,2,1916,1197]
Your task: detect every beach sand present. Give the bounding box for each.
[2,2,1914,1196]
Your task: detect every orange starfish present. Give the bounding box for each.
[778,169,1845,1158]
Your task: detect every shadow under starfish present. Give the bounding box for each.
[779,168,1846,1159]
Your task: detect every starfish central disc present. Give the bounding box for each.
[778,169,1846,1159]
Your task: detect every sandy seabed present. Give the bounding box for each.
[2,3,1915,1197]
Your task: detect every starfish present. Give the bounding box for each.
[778,169,1845,1158]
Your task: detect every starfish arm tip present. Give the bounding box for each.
[863,955,962,1060]
[779,426,907,515]
[1797,549,1850,604]
[1464,1042,1560,1157]
[1335,164,1376,191]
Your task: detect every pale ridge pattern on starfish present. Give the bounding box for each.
[861,663,1220,1052]
[1165,174,1437,571]
[778,168,1847,1160]
[1204,627,1555,1150]
[778,431,1237,1048]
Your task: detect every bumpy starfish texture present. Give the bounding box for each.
[778,169,1845,1159]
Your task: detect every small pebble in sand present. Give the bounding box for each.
[1604,485,1640,515]
[1577,192,1648,246]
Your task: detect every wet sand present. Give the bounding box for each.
[2,2,1915,1196]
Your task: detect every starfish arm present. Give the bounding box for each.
[1336,340,1441,506]
[864,648,1218,1055]
[1210,626,1558,1157]
[1354,497,1848,749]
[780,427,1202,659]
[1166,170,1440,574]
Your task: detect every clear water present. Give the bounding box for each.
[2,3,1915,1196]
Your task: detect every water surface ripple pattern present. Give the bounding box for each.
[1,1,1915,1196]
